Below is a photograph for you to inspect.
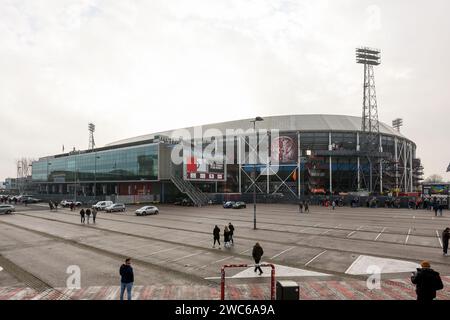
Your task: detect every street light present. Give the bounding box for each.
[47,162,52,194]
[250,116,264,230]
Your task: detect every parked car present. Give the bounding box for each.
[92,201,113,211]
[0,204,15,214]
[22,197,41,204]
[105,203,126,213]
[135,206,159,216]
[223,201,236,208]
[60,200,82,207]
[232,201,246,209]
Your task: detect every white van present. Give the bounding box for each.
[92,201,113,211]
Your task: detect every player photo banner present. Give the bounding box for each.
[270,134,298,164]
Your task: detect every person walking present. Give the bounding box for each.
[411,261,444,301]
[228,222,235,245]
[252,242,264,275]
[433,201,439,217]
[332,200,336,210]
[298,201,303,213]
[223,226,231,248]
[304,201,309,213]
[70,202,75,211]
[119,258,134,300]
[439,202,444,217]
[54,202,58,211]
[213,225,221,249]
[80,208,85,224]
[85,208,91,224]
[92,208,97,224]
[443,228,450,256]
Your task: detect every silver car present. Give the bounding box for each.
[0,204,15,214]
[135,206,159,216]
[105,203,126,213]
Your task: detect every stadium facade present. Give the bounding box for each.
[31,114,423,204]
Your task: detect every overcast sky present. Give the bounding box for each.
[1,0,449,182]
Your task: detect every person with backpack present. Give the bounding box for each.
[80,208,85,224]
[252,242,264,275]
[228,222,235,245]
[411,261,444,301]
[442,228,450,256]
[212,225,221,249]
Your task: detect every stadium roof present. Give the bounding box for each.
[107,114,408,146]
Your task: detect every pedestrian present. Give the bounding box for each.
[433,201,439,217]
[439,203,443,217]
[443,228,450,256]
[86,208,91,224]
[92,208,97,224]
[119,258,134,301]
[304,201,309,213]
[213,225,221,249]
[252,242,264,275]
[80,208,85,224]
[228,222,235,245]
[49,201,54,211]
[298,201,303,213]
[70,202,75,211]
[411,261,444,301]
[54,202,58,211]
[332,200,336,210]
[223,226,231,248]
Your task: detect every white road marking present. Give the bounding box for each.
[304,250,327,266]
[405,228,411,244]
[313,223,322,227]
[167,251,205,263]
[270,246,295,259]
[239,248,251,254]
[299,227,311,233]
[321,229,332,235]
[374,227,386,241]
[346,231,356,238]
[137,245,183,258]
[334,224,342,229]
[357,226,363,231]
[436,230,443,248]
[197,256,234,270]
[0,266,3,272]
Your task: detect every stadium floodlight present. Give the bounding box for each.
[392,118,403,131]
[356,47,381,65]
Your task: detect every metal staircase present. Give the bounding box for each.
[170,174,209,206]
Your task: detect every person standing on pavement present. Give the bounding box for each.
[252,242,264,275]
[228,222,235,245]
[442,228,450,256]
[119,258,134,300]
[85,208,91,224]
[411,261,443,301]
[80,208,85,224]
[223,226,231,248]
[213,225,221,249]
[92,208,97,224]
[332,200,336,210]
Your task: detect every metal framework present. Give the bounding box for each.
[356,47,382,192]
[220,263,276,300]
[88,123,96,150]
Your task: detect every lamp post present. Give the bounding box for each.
[250,116,264,230]
[47,162,52,194]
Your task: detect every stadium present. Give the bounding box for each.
[31,114,423,205]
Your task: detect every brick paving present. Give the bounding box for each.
[1,277,450,300]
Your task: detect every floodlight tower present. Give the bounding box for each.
[356,47,381,193]
[88,123,96,150]
[392,118,403,132]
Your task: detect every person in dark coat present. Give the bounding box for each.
[252,242,264,275]
[298,201,303,213]
[228,222,235,245]
[213,225,221,249]
[304,201,309,213]
[80,208,85,224]
[411,261,444,301]
[223,226,231,248]
[92,208,97,224]
[119,258,134,300]
[70,202,75,211]
[442,228,450,256]
[85,208,91,224]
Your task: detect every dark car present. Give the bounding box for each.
[223,201,235,208]
[232,201,246,209]
[22,197,41,204]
